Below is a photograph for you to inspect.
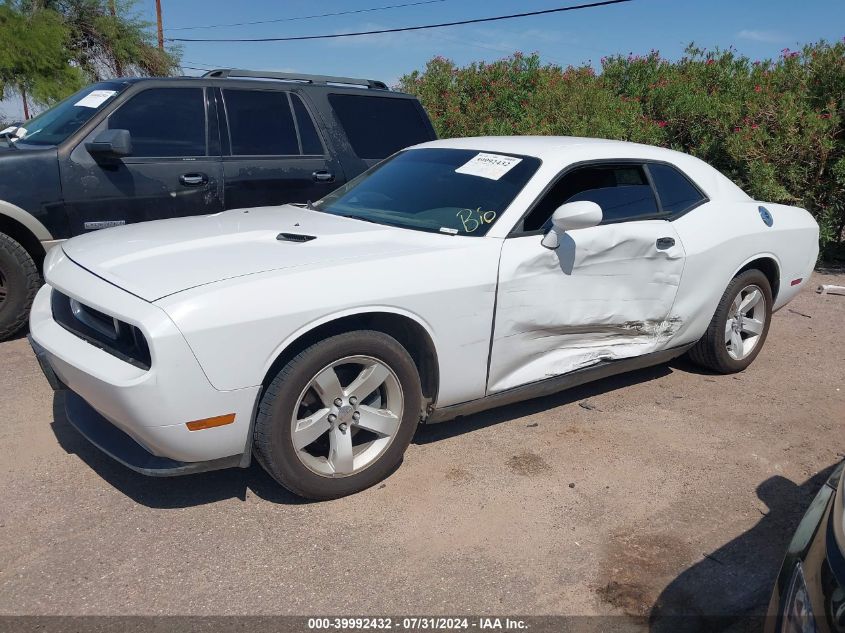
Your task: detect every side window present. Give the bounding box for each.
[328,94,432,160]
[522,164,660,232]
[108,88,205,157]
[648,163,706,215]
[224,89,298,156]
[291,94,323,155]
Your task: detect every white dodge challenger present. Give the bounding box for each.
[29,137,819,499]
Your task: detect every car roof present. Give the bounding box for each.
[413,136,751,202]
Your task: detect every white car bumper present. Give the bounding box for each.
[29,253,260,474]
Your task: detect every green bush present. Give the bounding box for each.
[399,42,845,259]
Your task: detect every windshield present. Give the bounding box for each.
[316,148,541,236]
[13,82,126,147]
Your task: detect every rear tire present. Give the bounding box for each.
[688,269,773,374]
[0,232,41,341]
[253,330,422,500]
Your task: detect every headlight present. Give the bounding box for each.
[782,563,818,633]
[51,290,151,370]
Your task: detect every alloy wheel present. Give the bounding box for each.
[725,284,767,361]
[290,355,404,477]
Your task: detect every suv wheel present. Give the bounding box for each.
[253,331,422,500]
[0,232,41,341]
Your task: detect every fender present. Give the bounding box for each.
[0,199,54,244]
[261,304,441,386]
[673,251,782,347]
[730,251,781,284]
[233,306,442,468]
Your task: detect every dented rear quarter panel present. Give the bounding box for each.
[670,200,819,347]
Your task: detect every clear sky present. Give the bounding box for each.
[2,0,844,119]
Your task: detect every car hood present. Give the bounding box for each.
[62,205,438,302]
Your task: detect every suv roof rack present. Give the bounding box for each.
[202,69,389,90]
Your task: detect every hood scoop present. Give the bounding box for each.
[277,232,317,243]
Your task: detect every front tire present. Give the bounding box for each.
[0,232,41,341]
[688,269,773,374]
[253,330,422,500]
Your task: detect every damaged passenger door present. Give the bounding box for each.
[487,162,686,394]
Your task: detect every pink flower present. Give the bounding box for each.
[656,120,667,128]
[706,59,715,65]
[754,85,762,92]
[751,124,759,129]
[734,126,742,132]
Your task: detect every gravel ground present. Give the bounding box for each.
[0,271,843,630]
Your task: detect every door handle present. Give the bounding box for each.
[313,170,335,183]
[656,237,675,250]
[179,173,208,187]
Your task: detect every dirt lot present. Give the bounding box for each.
[0,271,843,630]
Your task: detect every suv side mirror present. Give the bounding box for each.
[86,129,132,159]
[541,201,603,249]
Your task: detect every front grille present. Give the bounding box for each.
[51,290,151,370]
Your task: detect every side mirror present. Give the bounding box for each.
[85,129,132,159]
[541,201,603,249]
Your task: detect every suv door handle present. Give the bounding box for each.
[179,173,208,187]
[656,237,675,250]
[313,170,335,183]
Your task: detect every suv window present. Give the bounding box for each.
[291,93,323,155]
[224,89,299,156]
[328,94,431,160]
[108,88,206,157]
[522,164,660,232]
[648,163,706,215]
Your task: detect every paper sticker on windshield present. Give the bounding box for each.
[74,90,117,109]
[455,153,522,181]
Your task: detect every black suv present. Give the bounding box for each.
[0,68,437,340]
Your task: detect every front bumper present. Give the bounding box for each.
[766,462,845,633]
[31,333,242,476]
[29,251,261,470]
[62,390,242,476]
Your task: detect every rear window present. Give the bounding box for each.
[291,93,323,155]
[224,89,299,156]
[328,94,432,160]
[648,163,706,215]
